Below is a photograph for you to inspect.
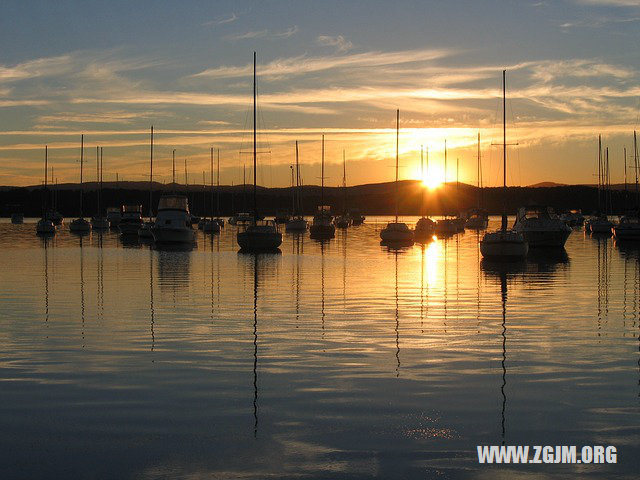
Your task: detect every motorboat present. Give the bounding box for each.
[513,205,571,247]
[334,214,351,228]
[118,205,144,235]
[138,221,154,239]
[229,212,253,225]
[274,210,290,224]
[69,217,91,233]
[465,208,489,229]
[380,110,413,246]
[380,221,414,244]
[36,218,56,235]
[613,213,640,241]
[202,218,221,234]
[286,216,308,232]
[310,205,335,238]
[91,217,110,230]
[152,194,196,244]
[586,214,614,234]
[349,209,365,225]
[414,217,435,241]
[435,217,458,235]
[106,207,121,227]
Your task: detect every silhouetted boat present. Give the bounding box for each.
[69,135,92,234]
[139,127,154,239]
[286,141,308,232]
[513,205,571,247]
[310,135,336,239]
[36,146,56,235]
[236,52,282,252]
[152,194,196,244]
[380,110,413,245]
[480,70,528,260]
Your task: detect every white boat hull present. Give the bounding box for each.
[480,231,528,259]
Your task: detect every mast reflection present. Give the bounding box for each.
[481,259,526,445]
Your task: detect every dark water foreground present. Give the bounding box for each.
[0,217,638,479]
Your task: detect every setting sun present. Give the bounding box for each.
[413,164,445,190]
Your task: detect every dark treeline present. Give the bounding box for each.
[1,180,639,217]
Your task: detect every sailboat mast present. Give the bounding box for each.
[80,134,84,217]
[635,130,639,207]
[342,149,346,214]
[172,149,176,185]
[96,146,100,217]
[598,135,602,212]
[395,109,399,223]
[290,164,295,213]
[444,139,448,217]
[100,148,103,215]
[295,140,300,214]
[149,126,153,219]
[253,51,257,221]
[501,70,507,231]
[210,147,214,219]
[321,134,325,207]
[216,148,220,217]
[44,145,48,213]
[421,145,425,218]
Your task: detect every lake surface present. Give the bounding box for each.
[1,217,639,479]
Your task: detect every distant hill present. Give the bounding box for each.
[527,182,567,188]
[1,179,637,217]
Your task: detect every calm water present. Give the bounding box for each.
[1,217,639,479]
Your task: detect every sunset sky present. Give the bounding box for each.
[1,0,640,188]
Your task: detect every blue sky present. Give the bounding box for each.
[1,0,640,187]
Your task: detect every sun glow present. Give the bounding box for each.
[412,164,445,190]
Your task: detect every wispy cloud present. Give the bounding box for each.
[316,35,353,52]
[0,55,73,82]
[574,0,640,6]
[202,12,238,27]
[226,26,298,41]
[192,48,455,79]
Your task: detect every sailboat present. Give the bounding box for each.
[480,70,528,260]
[309,135,336,239]
[285,141,308,232]
[465,133,489,229]
[203,147,221,234]
[380,109,414,245]
[435,140,457,235]
[613,130,640,240]
[91,146,109,230]
[214,149,225,227]
[414,145,435,240]
[236,52,282,252]
[36,146,56,235]
[139,127,155,239]
[69,135,92,233]
[334,150,351,228]
[586,135,614,234]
